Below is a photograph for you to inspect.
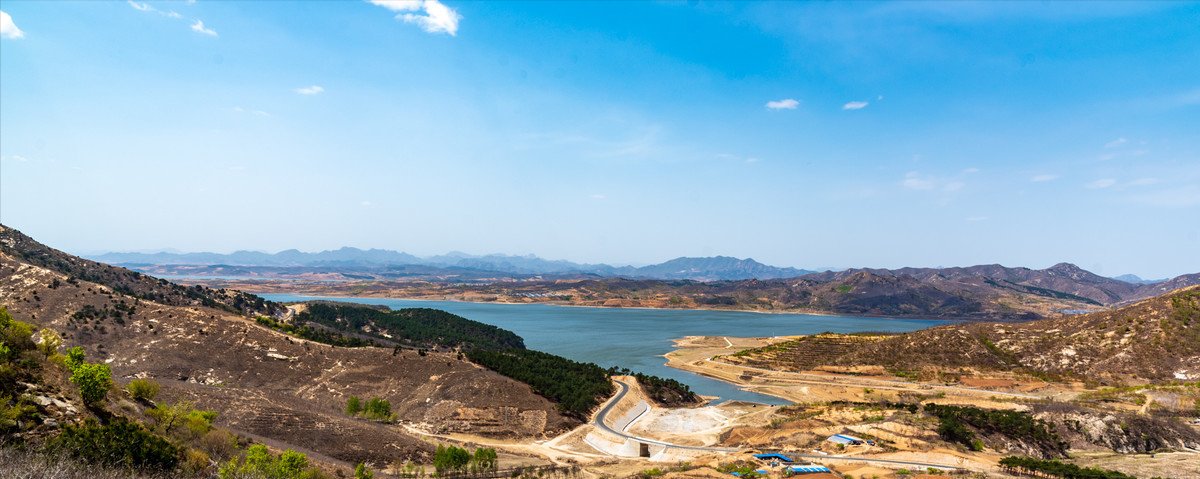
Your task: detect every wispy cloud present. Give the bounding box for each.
[360,200,373,207]
[294,85,325,95]
[1104,137,1127,148]
[589,194,606,200]
[0,11,25,39]
[765,98,799,110]
[1129,177,1160,186]
[233,106,269,117]
[1,154,31,163]
[1031,174,1059,182]
[962,167,980,174]
[842,101,869,110]
[1087,178,1117,189]
[965,216,988,222]
[902,171,967,193]
[1127,186,1200,208]
[190,20,217,37]
[369,0,461,36]
[716,153,762,164]
[901,172,937,190]
[129,1,182,19]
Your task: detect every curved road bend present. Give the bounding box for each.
[593,379,964,471]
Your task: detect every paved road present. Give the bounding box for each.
[592,379,964,471]
[592,379,738,452]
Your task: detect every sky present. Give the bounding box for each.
[1,1,1198,278]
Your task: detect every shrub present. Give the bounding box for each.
[219,444,328,479]
[48,419,181,471]
[345,395,362,415]
[69,362,113,405]
[147,401,218,439]
[64,346,86,372]
[37,328,62,358]
[362,397,392,421]
[127,378,161,402]
[356,462,375,479]
[434,444,472,474]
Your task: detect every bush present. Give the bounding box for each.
[37,328,62,358]
[433,444,472,474]
[362,397,392,421]
[356,462,375,479]
[345,396,362,415]
[147,401,218,439]
[127,378,161,402]
[64,346,86,372]
[70,362,113,405]
[219,444,328,479]
[48,419,181,471]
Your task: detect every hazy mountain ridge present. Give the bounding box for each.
[89,249,817,281]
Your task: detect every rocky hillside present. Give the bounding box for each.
[0,225,574,468]
[1,226,284,318]
[729,286,1200,384]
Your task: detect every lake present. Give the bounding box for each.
[259,294,947,405]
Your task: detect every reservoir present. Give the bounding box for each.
[259,294,946,405]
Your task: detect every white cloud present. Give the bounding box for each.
[294,85,325,95]
[1087,178,1117,189]
[765,98,799,110]
[590,194,606,200]
[842,101,869,110]
[360,200,373,207]
[1031,174,1059,182]
[1129,177,1160,186]
[369,0,461,36]
[129,1,182,19]
[190,20,217,36]
[1104,137,1128,148]
[901,172,937,190]
[1,11,25,39]
[962,167,980,174]
[965,216,988,222]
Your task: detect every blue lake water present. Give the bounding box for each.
[259,294,947,405]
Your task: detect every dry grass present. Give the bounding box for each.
[0,446,178,479]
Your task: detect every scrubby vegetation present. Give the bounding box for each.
[465,348,614,418]
[433,444,498,475]
[297,303,525,350]
[48,419,181,472]
[998,456,1135,479]
[345,395,395,422]
[924,403,1065,455]
[255,315,374,347]
[218,443,330,479]
[127,378,161,402]
[607,368,698,406]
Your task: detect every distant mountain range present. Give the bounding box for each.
[87,249,816,282]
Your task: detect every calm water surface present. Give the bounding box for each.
[259,294,947,405]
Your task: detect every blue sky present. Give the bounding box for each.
[1,1,1197,278]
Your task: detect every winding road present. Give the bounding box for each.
[592,379,965,472]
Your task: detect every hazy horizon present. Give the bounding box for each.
[3,1,1198,279]
[67,242,1188,280]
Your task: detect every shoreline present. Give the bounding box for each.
[243,288,967,323]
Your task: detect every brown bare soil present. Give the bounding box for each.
[0,249,573,468]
